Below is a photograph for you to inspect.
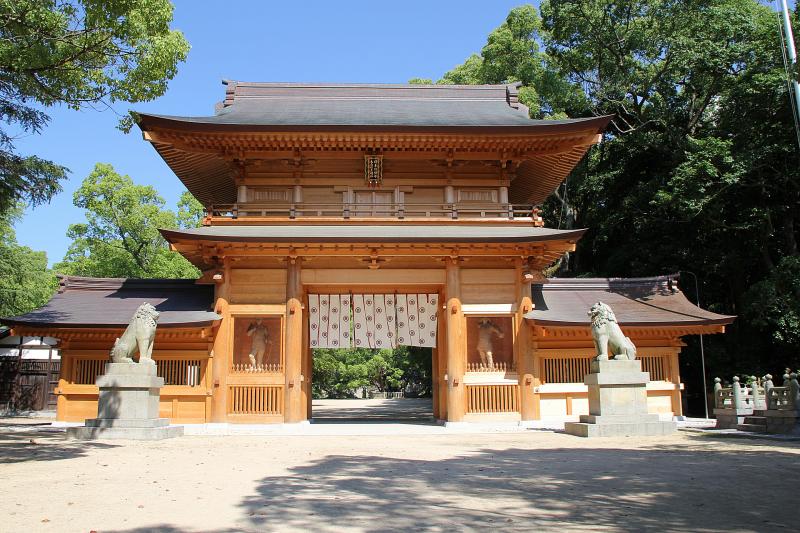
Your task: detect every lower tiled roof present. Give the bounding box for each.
[525,275,735,327]
[1,276,219,329]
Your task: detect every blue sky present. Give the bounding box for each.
[13,0,531,265]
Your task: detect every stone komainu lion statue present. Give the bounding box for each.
[588,302,637,361]
[110,303,160,364]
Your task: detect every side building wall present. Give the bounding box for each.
[43,273,686,424]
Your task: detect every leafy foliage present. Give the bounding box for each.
[0,204,57,317]
[424,1,800,411]
[0,0,189,213]
[312,346,432,399]
[54,163,199,278]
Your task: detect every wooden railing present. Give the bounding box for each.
[159,359,204,386]
[207,203,542,223]
[540,354,670,384]
[465,384,519,413]
[70,355,208,386]
[231,363,283,374]
[466,362,515,373]
[72,357,106,385]
[228,385,284,415]
[639,355,668,382]
[541,356,592,384]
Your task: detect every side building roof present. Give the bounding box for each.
[525,275,734,329]
[1,276,219,329]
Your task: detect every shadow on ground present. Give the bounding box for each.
[235,438,799,531]
[0,429,117,463]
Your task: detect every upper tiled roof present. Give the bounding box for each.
[525,275,735,328]
[138,81,609,130]
[2,277,219,329]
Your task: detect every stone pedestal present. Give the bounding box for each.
[765,410,800,434]
[67,363,183,440]
[713,407,753,429]
[564,360,676,437]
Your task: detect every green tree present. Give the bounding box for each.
[0,0,189,213]
[423,2,800,412]
[311,347,432,399]
[54,163,199,278]
[0,204,57,317]
[427,5,586,119]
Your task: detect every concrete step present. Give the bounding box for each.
[737,423,767,433]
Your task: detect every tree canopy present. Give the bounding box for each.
[312,346,432,399]
[54,163,201,278]
[0,0,189,213]
[0,203,57,317]
[422,1,800,411]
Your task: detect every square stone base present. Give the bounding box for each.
[68,363,182,440]
[713,408,753,429]
[565,418,676,438]
[67,422,183,440]
[764,410,800,434]
[565,359,676,438]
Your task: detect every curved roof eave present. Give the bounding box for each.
[159,226,588,245]
[137,113,613,136]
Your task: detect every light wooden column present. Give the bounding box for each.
[445,258,465,422]
[55,342,72,422]
[436,291,448,420]
[210,259,231,422]
[284,257,305,423]
[516,262,536,421]
[668,347,684,417]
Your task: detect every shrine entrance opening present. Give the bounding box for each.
[310,346,434,422]
[305,289,442,423]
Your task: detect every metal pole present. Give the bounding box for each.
[780,0,800,124]
[681,271,709,420]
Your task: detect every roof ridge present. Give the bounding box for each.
[58,275,202,292]
[223,80,520,89]
[539,274,679,290]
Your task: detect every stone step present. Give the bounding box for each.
[737,423,767,433]
[743,416,767,425]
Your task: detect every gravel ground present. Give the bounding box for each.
[1,414,798,532]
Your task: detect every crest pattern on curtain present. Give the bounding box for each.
[308,294,437,349]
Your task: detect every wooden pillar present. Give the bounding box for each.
[302,294,312,420]
[445,258,465,422]
[436,289,448,420]
[284,257,305,423]
[55,343,72,422]
[210,258,231,422]
[668,347,684,417]
[516,261,537,421]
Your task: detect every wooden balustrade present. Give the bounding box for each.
[69,355,208,387]
[72,358,107,385]
[158,359,203,386]
[466,362,514,373]
[541,357,592,384]
[465,384,519,413]
[639,356,668,382]
[231,363,283,374]
[540,354,670,384]
[208,202,542,223]
[227,385,284,415]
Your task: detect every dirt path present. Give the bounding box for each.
[1,424,797,532]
